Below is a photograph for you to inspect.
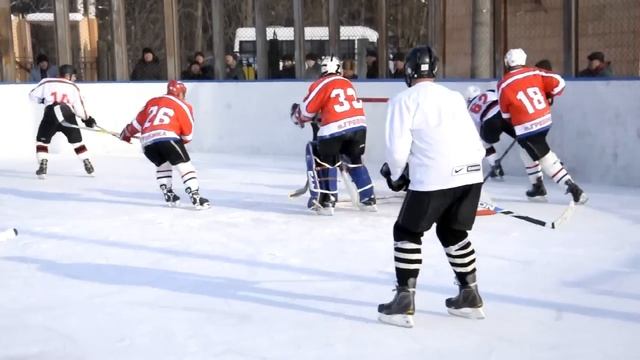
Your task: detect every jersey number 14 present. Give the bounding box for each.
[143,106,175,128]
[515,87,547,114]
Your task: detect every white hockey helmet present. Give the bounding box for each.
[504,48,527,68]
[464,86,482,102]
[320,55,342,76]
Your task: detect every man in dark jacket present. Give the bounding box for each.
[578,51,613,77]
[131,48,163,81]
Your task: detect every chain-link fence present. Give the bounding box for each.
[4,0,639,82]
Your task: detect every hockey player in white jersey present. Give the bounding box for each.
[378,46,486,327]
[28,64,97,178]
[465,85,518,180]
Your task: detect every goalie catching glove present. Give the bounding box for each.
[82,116,97,128]
[380,162,410,192]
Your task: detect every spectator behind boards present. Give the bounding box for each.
[131,47,163,81]
[30,54,58,82]
[578,51,613,77]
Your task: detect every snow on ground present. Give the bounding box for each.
[0,153,639,360]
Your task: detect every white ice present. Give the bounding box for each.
[1,153,639,360]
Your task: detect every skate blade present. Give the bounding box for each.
[447,306,486,319]
[194,203,211,210]
[527,196,548,203]
[316,207,334,216]
[37,174,46,180]
[166,201,180,208]
[358,204,378,212]
[378,313,414,328]
[577,194,588,205]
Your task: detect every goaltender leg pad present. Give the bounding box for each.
[305,141,321,208]
[317,166,338,206]
[345,163,375,202]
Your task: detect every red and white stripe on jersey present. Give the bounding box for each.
[498,67,565,137]
[300,74,366,138]
[131,94,195,146]
[28,78,89,120]
[467,90,500,129]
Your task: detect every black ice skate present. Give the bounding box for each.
[83,159,95,175]
[526,177,547,201]
[445,275,486,319]
[359,196,378,212]
[36,159,48,179]
[160,184,180,206]
[310,194,335,216]
[378,278,416,328]
[186,187,210,210]
[565,180,588,205]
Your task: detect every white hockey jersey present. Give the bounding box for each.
[385,81,485,191]
[467,89,500,131]
[29,78,89,120]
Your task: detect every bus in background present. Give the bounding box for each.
[233,26,379,72]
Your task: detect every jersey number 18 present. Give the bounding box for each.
[515,87,547,114]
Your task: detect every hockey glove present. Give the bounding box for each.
[119,124,136,143]
[380,162,410,192]
[82,116,97,128]
[290,103,304,128]
[489,162,505,178]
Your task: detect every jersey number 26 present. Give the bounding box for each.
[143,106,175,128]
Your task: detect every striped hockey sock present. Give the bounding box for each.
[394,240,422,287]
[444,239,477,285]
[540,151,572,186]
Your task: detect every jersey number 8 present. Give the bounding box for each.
[515,87,547,114]
[143,106,175,128]
[330,88,363,113]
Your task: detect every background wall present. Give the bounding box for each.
[2,80,639,186]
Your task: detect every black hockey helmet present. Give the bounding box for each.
[58,64,77,78]
[404,46,438,87]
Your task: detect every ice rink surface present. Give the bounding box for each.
[1,153,638,360]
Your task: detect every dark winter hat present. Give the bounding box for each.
[142,47,154,55]
[366,49,377,58]
[305,52,318,61]
[36,54,49,64]
[587,51,605,62]
[392,52,405,62]
[282,54,294,62]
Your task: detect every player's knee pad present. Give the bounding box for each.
[156,162,173,187]
[539,151,571,185]
[436,224,468,248]
[393,222,423,245]
[345,163,375,201]
[175,161,199,190]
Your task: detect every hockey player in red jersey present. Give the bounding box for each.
[291,56,376,215]
[119,80,210,209]
[498,48,587,204]
[29,64,98,178]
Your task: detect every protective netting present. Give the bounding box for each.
[6,0,640,81]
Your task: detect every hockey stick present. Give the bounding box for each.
[478,200,576,229]
[60,121,138,140]
[483,138,518,182]
[288,179,309,198]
